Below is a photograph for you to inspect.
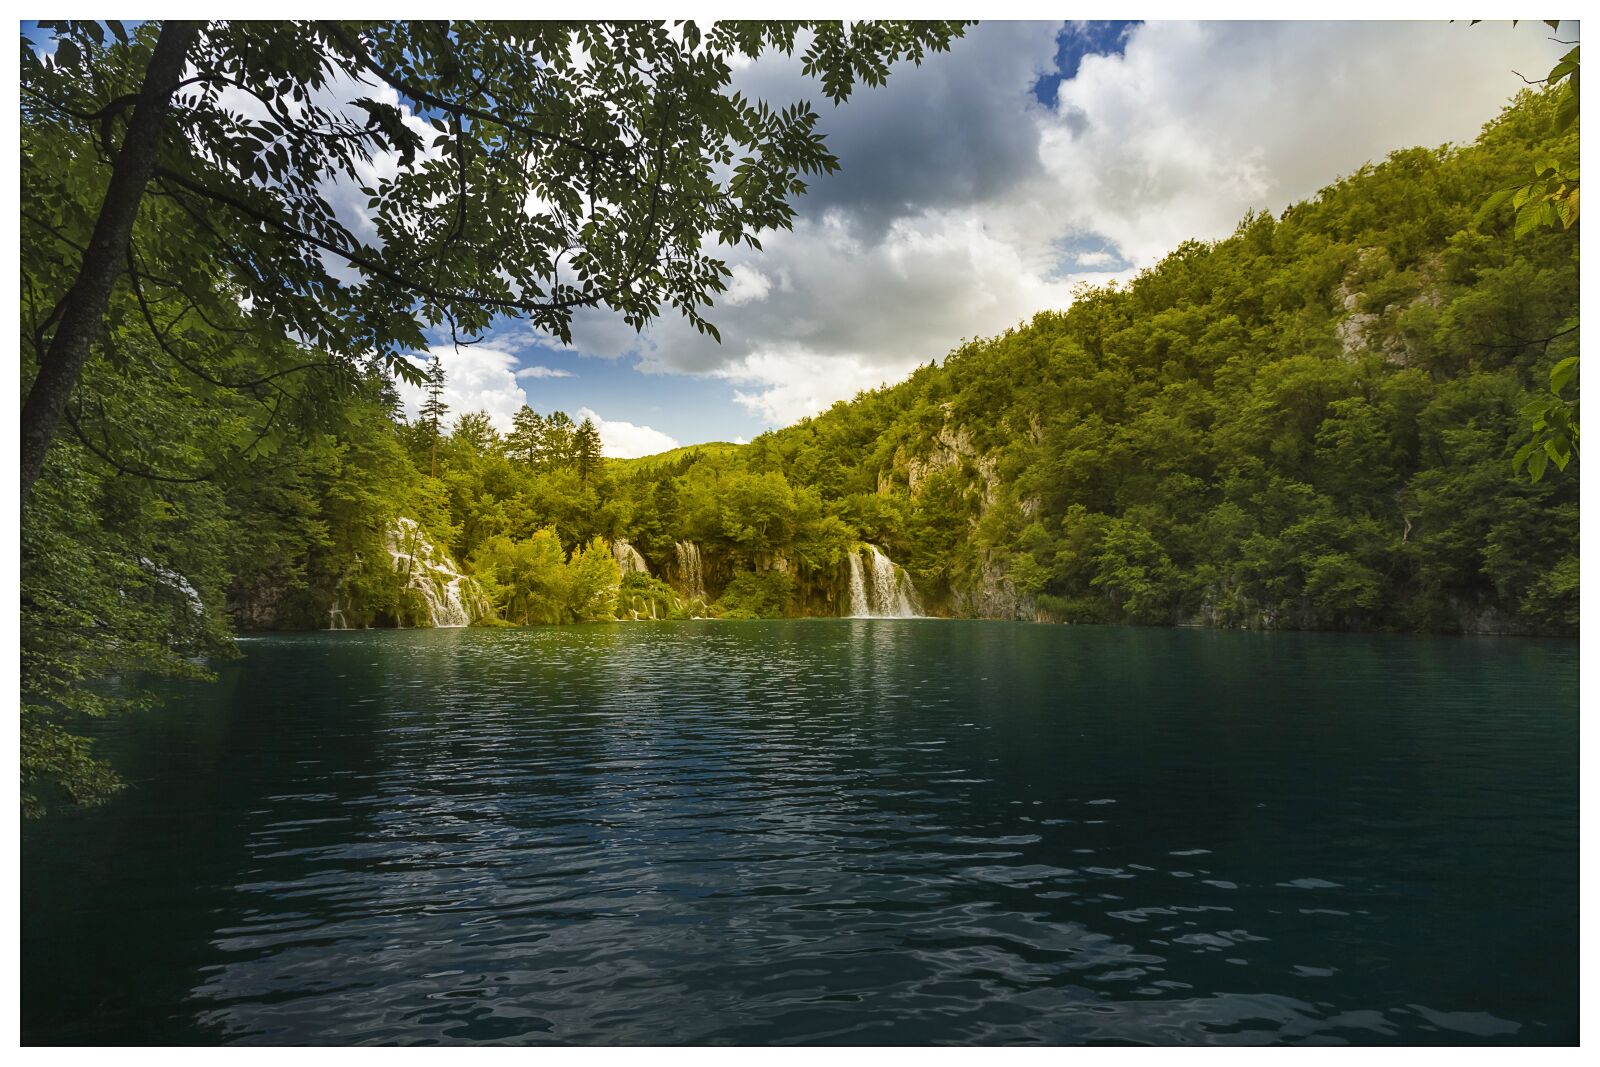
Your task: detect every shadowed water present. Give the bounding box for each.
[22,622,1577,1045]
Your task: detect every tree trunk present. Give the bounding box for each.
[20,20,202,501]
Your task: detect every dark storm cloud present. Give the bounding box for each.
[730,22,1063,241]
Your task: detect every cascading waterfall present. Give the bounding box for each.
[625,594,664,621]
[613,539,651,577]
[674,540,706,601]
[139,557,203,615]
[869,545,920,617]
[844,544,921,618]
[385,517,488,627]
[327,599,350,631]
[846,551,869,616]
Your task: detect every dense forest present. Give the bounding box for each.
[21,87,1577,811]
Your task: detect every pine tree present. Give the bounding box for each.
[451,411,500,455]
[574,417,603,487]
[508,405,545,467]
[419,355,449,477]
[543,411,577,466]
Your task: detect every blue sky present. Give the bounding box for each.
[1032,20,1140,105]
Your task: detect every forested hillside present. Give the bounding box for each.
[717,90,1580,634]
[585,88,1575,634]
[21,89,1577,809]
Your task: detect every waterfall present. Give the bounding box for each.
[674,540,706,601]
[327,599,350,631]
[613,539,651,577]
[846,550,869,616]
[385,517,488,627]
[868,545,920,617]
[843,544,921,618]
[138,557,202,614]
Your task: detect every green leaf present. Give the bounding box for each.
[1550,356,1579,394]
[1557,188,1581,229]
[1554,81,1579,132]
[1527,448,1549,482]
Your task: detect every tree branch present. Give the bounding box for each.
[153,163,609,316]
[322,24,617,164]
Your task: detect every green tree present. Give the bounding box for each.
[507,405,545,466]
[1476,23,1580,480]
[451,410,500,456]
[573,417,603,487]
[419,355,449,477]
[716,571,796,618]
[472,528,571,625]
[566,536,622,621]
[542,411,578,467]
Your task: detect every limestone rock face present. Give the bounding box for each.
[1333,249,1444,366]
[228,575,286,630]
[904,423,1000,506]
[951,557,1040,622]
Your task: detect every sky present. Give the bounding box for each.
[398,20,1572,456]
[31,20,1570,457]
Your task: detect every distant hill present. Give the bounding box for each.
[608,441,744,472]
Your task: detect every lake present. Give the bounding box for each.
[21,621,1578,1045]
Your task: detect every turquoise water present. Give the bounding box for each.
[22,622,1578,1045]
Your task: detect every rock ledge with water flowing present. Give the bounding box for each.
[673,540,708,602]
[613,539,651,578]
[381,517,490,628]
[844,544,921,618]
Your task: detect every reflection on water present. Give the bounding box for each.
[23,622,1578,1045]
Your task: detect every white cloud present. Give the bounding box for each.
[538,21,1568,434]
[1031,20,1570,266]
[574,407,680,459]
[715,347,921,427]
[393,344,528,433]
[722,263,776,306]
[593,207,1066,426]
[515,365,574,379]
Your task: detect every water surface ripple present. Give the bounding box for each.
[22,622,1577,1045]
